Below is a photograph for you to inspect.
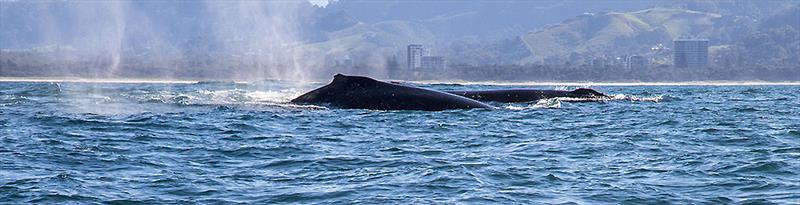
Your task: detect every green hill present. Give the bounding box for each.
[520,8,723,63]
[290,20,437,76]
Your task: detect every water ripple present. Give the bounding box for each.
[1,82,799,203]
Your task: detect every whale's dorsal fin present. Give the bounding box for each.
[334,73,346,80]
[331,74,379,87]
[570,88,606,97]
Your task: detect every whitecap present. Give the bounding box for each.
[607,94,664,102]
[504,98,562,110]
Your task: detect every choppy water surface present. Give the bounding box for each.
[1,81,799,204]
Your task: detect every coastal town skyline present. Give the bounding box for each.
[1,0,798,81]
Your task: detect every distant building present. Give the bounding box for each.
[627,55,647,69]
[407,44,423,70]
[673,39,709,68]
[421,56,445,71]
[591,57,607,69]
[612,56,626,68]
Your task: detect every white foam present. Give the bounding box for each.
[504,98,562,110]
[245,90,305,103]
[607,94,664,102]
[399,79,800,86]
[552,97,608,102]
[0,77,198,84]
[501,93,664,110]
[533,98,562,109]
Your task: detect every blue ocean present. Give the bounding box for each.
[1,80,798,204]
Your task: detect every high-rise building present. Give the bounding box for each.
[627,55,646,69]
[407,44,423,70]
[420,56,445,71]
[591,57,607,69]
[673,39,709,68]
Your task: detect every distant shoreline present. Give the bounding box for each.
[0,77,198,84]
[2,76,799,86]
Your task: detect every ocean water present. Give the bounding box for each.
[1,80,799,204]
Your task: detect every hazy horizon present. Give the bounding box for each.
[1,0,798,81]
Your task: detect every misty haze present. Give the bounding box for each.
[2,0,798,81]
[1,0,799,204]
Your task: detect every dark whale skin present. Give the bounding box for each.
[292,74,494,111]
[446,88,607,103]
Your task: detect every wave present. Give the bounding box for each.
[401,79,800,86]
[0,77,197,84]
[132,88,331,111]
[4,77,800,86]
[501,92,668,110]
[127,88,302,106]
[193,80,239,85]
[6,80,683,113]
[14,82,63,97]
[606,94,670,102]
[504,98,562,110]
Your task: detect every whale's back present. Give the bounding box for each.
[292,74,492,111]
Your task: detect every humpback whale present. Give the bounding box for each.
[447,88,607,103]
[291,74,494,111]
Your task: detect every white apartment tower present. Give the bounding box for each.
[674,39,709,68]
[407,44,423,70]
